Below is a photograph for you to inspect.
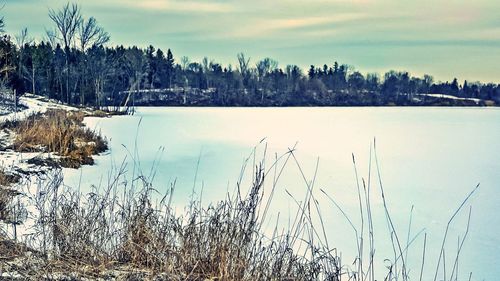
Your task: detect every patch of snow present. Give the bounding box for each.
[417,93,482,104]
[0,93,78,123]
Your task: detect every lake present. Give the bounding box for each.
[64,107,500,280]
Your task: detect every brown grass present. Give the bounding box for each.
[0,168,20,187]
[87,108,129,118]
[0,170,21,224]
[0,142,476,281]
[1,162,342,280]
[3,109,108,168]
[0,188,10,222]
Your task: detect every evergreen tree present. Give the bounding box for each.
[463,80,469,97]
[451,78,459,95]
[308,65,315,79]
[166,49,174,88]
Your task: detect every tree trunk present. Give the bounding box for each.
[31,66,36,95]
[66,54,70,104]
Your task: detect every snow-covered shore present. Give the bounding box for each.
[0,93,78,123]
[0,94,80,177]
[416,93,482,104]
[0,94,85,241]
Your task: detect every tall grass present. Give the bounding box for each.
[2,109,108,168]
[0,142,479,280]
[17,158,342,280]
[0,168,21,224]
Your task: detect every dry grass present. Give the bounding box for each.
[3,109,108,168]
[0,168,20,187]
[1,160,342,280]
[0,168,21,223]
[88,108,130,118]
[0,188,10,223]
[0,143,477,281]
[0,184,21,231]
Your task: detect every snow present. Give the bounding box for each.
[0,93,77,124]
[0,94,78,175]
[0,94,79,240]
[417,93,482,104]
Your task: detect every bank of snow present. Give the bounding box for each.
[0,94,89,240]
[0,94,80,176]
[417,93,482,104]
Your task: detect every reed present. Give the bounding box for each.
[2,109,108,168]
[0,142,479,280]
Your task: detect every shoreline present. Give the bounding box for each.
[0,94,111,237]
[0,94,109,177]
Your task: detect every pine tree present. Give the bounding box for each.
[308,65,315,79]
[166,49,174,88]
[462,80,469,97]
[451,78,459,96]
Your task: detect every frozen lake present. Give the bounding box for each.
[64,107,500,280]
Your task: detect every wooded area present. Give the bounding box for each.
[1,3,499,107]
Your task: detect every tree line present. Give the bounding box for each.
[1,3,499,107]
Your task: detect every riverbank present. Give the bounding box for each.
[0,95,118,279]
[117,88,498,107]
[1,98,351,280]
[0,94,114,238]
[0,94,110,176]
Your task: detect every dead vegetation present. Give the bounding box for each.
[88,108,130,118]
[0,168,21,224]
[0,188,11,223]
[0,168,20,187]
[0,160,344,280]
[0,143,478,280]
[1,109,108,169]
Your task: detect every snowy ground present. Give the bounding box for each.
[417,93,482,104]
[0,94,79,176]
[0,94,80,240]
[0,93,77,123]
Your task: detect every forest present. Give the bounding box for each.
[1,3,500,107]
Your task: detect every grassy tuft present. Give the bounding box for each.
[0,170,21,224]
[3,109,108,168]
[0,168,20,187]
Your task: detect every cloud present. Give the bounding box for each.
[3,0,500,82]
[219,13,367,39]
[269,14,364,30]
[122,0,234,13]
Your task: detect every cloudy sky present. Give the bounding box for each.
[3,0,500,82]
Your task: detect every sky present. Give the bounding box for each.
[2,0,500,83]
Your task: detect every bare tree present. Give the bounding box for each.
[49,3,82,49]
[78,17,109,51]
[45,28,58,47]
[48,3,82,104]
[237,52,252,88]
[77,17,109,105]
[202,57,211,73]
[15,28,33,47]
[256,57,278,80]
[15,28,35,94]
[180,56,190,71]
[0,39,15,89]
[0,1,5,33]
[237,53,250,76]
